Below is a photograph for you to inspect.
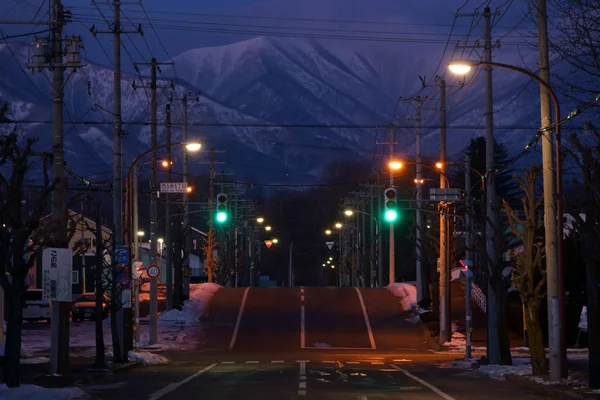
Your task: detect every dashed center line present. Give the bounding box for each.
[298,361,307,396]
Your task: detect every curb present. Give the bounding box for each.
[505,375,589,400]
[416,319,442,351]
[110,361,143,373]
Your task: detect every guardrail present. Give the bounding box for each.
[452,267,487,313]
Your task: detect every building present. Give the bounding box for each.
[29,210,112,297]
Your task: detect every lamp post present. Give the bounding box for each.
[449,59,563,371]
[344,209,380,288]
[125,141,201,347]
[335,222,360,286]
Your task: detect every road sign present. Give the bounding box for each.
[325,241,334,250]
[114,246,129,265]
[264,240,273,249]
[147,265,161,279]
[42,248,73,302]
[121,289,132,309]
[429,188,462,201]
[160,182,188,193]
[579,306,588,330]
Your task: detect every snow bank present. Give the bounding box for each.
[0,384,89,399]
[477,358,532,380]
[386,283,417,312]
[127,351,169,366]
[158,283,221,326]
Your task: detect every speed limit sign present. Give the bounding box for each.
[147,265,161,279]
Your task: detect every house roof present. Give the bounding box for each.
[40,209,113,234]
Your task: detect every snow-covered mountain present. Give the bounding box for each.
[0,37,543,183]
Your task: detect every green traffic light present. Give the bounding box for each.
[385,209,398,222]
[216,212,227,223]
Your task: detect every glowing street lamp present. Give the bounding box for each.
[325,229,332,235]
[389,161,403,170]
[256,217,264,224]
[344,209,354,216]
[265,225,272,232]
[334,222,343,229]
[137,231,145,237]
[272,238,279,244]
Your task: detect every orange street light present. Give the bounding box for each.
[389,161,403,170]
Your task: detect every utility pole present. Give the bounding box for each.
[28,0,85,375]
[288,242,294,286]
[536,0,565,380]
[389,125,396,284]
[483,7,501,364]
[165,104,173,311]
[438,79,450,343]
[91,0,142,357]
[465,152,473,359]
[132,57,173,345]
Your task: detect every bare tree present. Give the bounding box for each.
[0,134,53,387]
[202,229,218,283]
[549,0,600,104]
[502,165,548,376]
[564,126,600,388]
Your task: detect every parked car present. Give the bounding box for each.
[22,289,51,323]
[71,292,110,322]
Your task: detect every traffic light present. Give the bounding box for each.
[216,192,228,223]
[383,188,398,222]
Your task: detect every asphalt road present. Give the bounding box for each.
[79,286,559,399]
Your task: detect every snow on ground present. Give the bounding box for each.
[158,283,221,326]
[386,283,417,311]
[19,283,222,356]
[0,384,89,399]
[477,357,532,380]
[127,351,169,366]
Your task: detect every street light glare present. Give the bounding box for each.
[137,231,145,236]
[435,162,444,169]
[272,238,279,244]
[186,186,193,193]
[344,209,354,216]
[448,60,474,75]
[256,217,264,224]
[389,161,403,170]
[185,142,202,152]
[334,222,343,229]
[158,238,164,243]
[325,229,332,235]
[265,226,272,231]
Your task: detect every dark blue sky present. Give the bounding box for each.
[2,0,534,72]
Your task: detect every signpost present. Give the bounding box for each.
[42,248,73,302]
[160,182,188,193]
[325,241,335,250]
[147,264,161,279]
[264,240,273,249]
[429,188,462,202]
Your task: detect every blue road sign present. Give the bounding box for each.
[115,246,129,265]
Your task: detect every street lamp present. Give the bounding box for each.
[272,238,279,244]
[343,208,381,288]
[325,229,332,235]
[256,217,264,224]
[265,225,272,231]
[449,59,564,373]
[125,140,201,348]
[389,161,403,170]
[334,222,342,229]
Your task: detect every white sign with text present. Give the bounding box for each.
[42,248,73,302]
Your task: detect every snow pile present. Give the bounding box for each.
[386,283,417,311]
[436,358,479,369]
[127,351,169,366]
[477,358,532,380]
[20,356,50,364]
[158,283,222,326]
[0,384,89,399]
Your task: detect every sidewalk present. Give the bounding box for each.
[450,280,524,348]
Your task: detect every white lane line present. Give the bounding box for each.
[148,363,218,400]
[300,305,306,349]
[389,364,456,400]
[229,287,250,350]
[298,360,307,396]
[301,295,305,301]
[300,287,304,293]
[221,361,234,364]
[346,361,360,364]
[272,360,284,363]
[246,361,259,364]
[322,360,336,364]
[371,361,385,365]
[354,287,376,349]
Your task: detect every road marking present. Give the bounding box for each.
[300,305,306,348]
[389,364,456,400]
[229,287,250,350]
[346,361,360,364]
[371,361,384,365]
[354,287,376,349]
[303,346,374,350]
[322,360,336,363]
[272,360,284,363]
[301,287,304,293]
[246,361,259,364]
[148,363,217,400]
[298,360,307,396]
[221,361,234,364]
[301,295,305,301]
[393,359,412,362]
